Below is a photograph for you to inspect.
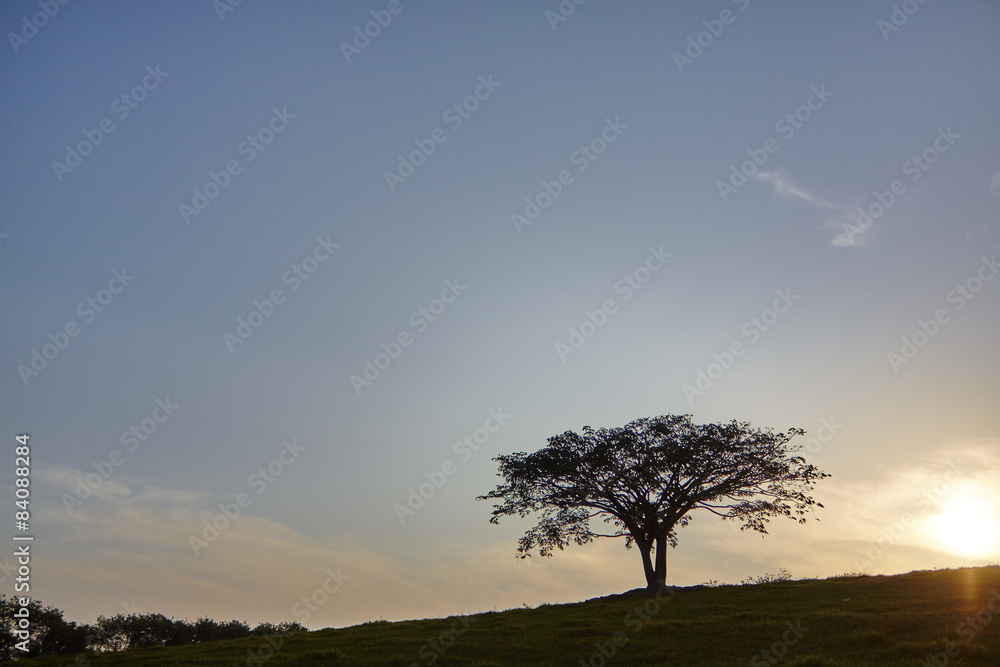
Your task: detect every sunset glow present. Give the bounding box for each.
[930,489,1000,558]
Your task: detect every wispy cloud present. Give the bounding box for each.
[752,170,870,248]
[36,465,207,508]
[753,170,843,212]
[991,170,1000,197]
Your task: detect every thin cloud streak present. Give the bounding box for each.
[754,170,844,212]
[752,170,870,248]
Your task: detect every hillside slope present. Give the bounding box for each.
[14,566,1000,666]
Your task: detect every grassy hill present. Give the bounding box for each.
[14,566,1000,666]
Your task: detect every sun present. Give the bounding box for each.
[929,488,1000,558]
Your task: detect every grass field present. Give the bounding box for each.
[14,566,1000,666]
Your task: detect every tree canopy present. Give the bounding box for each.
[0,595,305,660]
[477,414,829,590]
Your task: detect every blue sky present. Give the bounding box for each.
[2,1,999,629]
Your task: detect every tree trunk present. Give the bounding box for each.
[649,533,667,591]
[636,538,658,590]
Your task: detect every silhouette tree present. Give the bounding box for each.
[477,414,829,591]
[0,595,90,659]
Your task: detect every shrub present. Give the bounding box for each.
[741,568,793,585]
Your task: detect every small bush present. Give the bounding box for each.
[741,567,792,585]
